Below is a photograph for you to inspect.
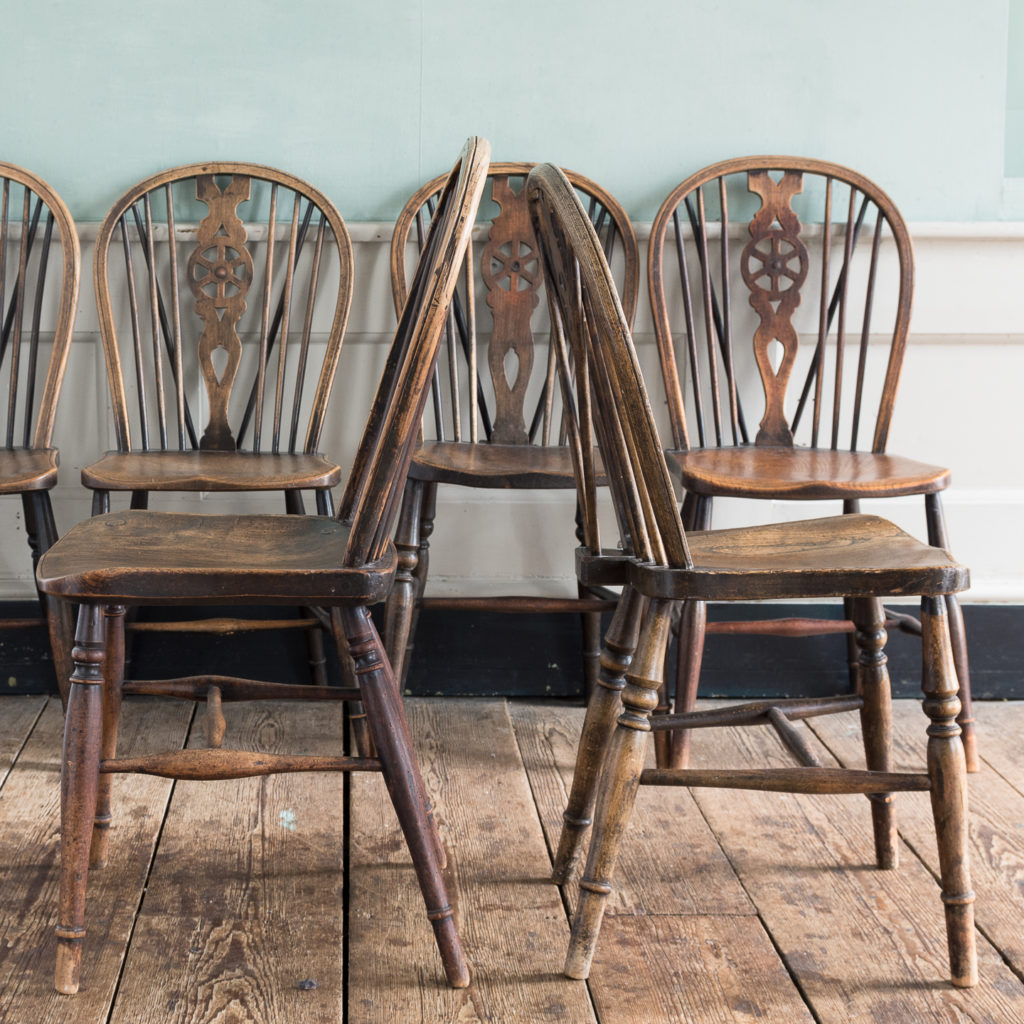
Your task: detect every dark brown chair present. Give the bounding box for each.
[0,164,80,698]
[527,162,976,989]
[647,157,976,769]
[37,137,489,995]
[83,161,354,691]
[384,164,639,693]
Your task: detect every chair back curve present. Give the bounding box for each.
[390,163,638,449]
[527,162,690,572]
[93,162,354,457]
[340,137,490,566]
[648,156,913,454]
[0,163,80,450]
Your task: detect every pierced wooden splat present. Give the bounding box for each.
[186,174,253,451]
[740,169,808,446]
[480,176,543,444]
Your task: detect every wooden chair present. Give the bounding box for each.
[526,162,977,988]
[647,157,977,770]
[0,164,80,699]
[36,137,489,994]
[83,161,355,690]
[385,164,639,692]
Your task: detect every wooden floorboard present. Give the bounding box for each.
[0,696,1022,1022]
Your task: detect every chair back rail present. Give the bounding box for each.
[391,163,638,449]
[528,163,690,570]
[341,138,490,566]
[648,157,913,454]
[0,164,79,450]
[93,162,353,455]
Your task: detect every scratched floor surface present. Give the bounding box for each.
[0,694,1022,1023]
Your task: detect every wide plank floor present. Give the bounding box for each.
[0,695,1022,1023]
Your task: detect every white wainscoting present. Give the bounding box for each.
[1,223,1020,604]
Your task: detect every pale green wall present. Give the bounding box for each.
[2,0,1012,221]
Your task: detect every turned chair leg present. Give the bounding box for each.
[851,596,897,870]
[551,588,644,885]
[924,493,977,772]
[565,599,672,980]
[665,494,710,770]
[341,604,469,988]
[55,605,106,994]
[384,479,425,688]
[920,595,977,988]
[90,606,126,869]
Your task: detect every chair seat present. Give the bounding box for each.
[0,447,59,493]
[409,441,604,488]
[667,446,950,500]
[36,511,394,605]
[81,450,342,492]
[578,514,968,601]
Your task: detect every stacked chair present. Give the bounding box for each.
[36,137,489,993]
[526,162,977,988]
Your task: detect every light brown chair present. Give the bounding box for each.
[0,163,80,698]
[83,161,354,691]
[385,164,639,694]
[527,161,976,988]
[647,157,976,769]
[37,137,489,994]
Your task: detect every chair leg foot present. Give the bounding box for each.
[921,596,977,988]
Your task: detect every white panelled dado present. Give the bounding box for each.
[0,222,1020,602]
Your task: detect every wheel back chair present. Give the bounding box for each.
[385,164,638,694]
[0,164,79,699]
[36,136,489,994]
[527,162,977,988]
[648,158,976,769]
[78,161,355,697]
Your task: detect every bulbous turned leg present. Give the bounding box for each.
[924,493,977,772]
[55,605,106,994]
[665,494,710,769]
[851,596,897,870]
[552,588,644,885]
[90,606,126,869]
[384,480,424,688]
[920,595,977,988]
[342,605,468,988]
[565,598,672,980]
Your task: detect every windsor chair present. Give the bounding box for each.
[37,137,489,994]
[648,157,975,769]
[0,163,79,699]
[527,161,976,989]
[83,162,354,689]
[385,164,638,693]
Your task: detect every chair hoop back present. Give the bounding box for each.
[527,163,691,570]
[340,138,490,565]
[648,156,914,454]
[391,163,638,448]
[93,162,353,455]
[0,163,80,450]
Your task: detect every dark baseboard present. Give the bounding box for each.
[4,600,1022,701]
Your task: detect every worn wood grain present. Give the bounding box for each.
[0,697,191,1022]
[109,700,346,1024]
[348,697,596,1023]
[686,710,1024,1021]
[589,915,817,1024]
[810,699,1024,980]
[509,700,754,919]
[0,694,45,787]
